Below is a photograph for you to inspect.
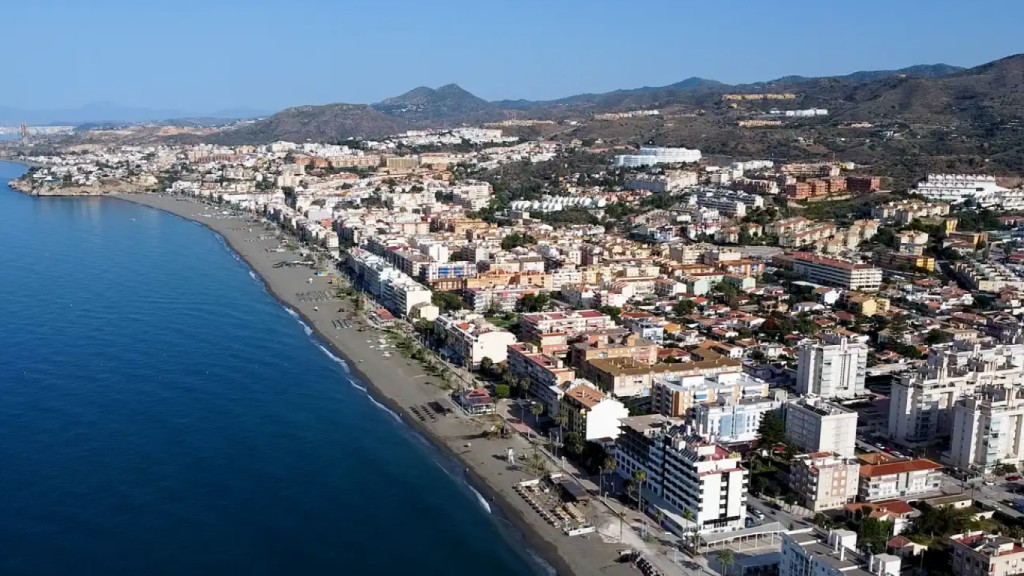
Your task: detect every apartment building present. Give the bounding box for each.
[519,310,616,344]
[451,181,493,211]
[871,200,951,225]
[955,260,1024,293]
[889,343,1024,446]
[949,532,1024,576]
[613,422,747,535]
[560,380,629,442]
[464,284,540,313]
[624,172,699,193]
[858,457,943,501]
[785,396,858,457]
[586,356,744,400]
[847,176,882,193]
[781,530,901,576]
[569,331,658,368]
[434,313,518,368]
[694,395,783,443]
[790,452,861,512]
[947,385,1024,473]
[689,188,765,218]
[914,174,1007,205]
[381,275,432,318]
[651,370,768,418]
[347,247,431,319]
[897,231,929,256]
[612,146,702,167]
[773,253,882,292]
[796,333,869,399]
[507,343,577,415]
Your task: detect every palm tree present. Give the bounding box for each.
[553,412,569,456]
[681,508,695,551]
[783,493,797,513]
[717,549,735,576]
[632,470,648,537]
[600,457,617,499]
[654,509,666,532]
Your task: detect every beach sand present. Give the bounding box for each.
[115,194,645,576]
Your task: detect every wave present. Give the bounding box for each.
[466,483,492,514]
[315,343,354,377]
[248,270,258,282]
[284,307,313,337]
[365,393,402,423]
[526,549,558,576]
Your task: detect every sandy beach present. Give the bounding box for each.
[113,193,652,576]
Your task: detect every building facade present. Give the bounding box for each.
[796,333,869,399]
[785,396,858,457]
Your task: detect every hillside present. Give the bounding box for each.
[206,103,410,145]
[373,84,501,123]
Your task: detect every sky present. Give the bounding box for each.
[4,0,1023,114]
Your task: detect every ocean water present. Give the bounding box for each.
[0,161,545,576]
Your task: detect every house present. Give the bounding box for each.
[845,499,916,535]
[459,388,496,415]
[887,536,927,559]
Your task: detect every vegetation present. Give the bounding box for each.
[756,409,787,448]
[431,291,465,313]
[518,293,551,313]
[500,232,537,250]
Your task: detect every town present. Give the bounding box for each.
[12,125,1024,576]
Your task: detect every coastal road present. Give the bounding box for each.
[746,497,807,530]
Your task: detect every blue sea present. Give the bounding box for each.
[0,161,546,575]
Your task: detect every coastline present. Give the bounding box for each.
[111,193,637,576]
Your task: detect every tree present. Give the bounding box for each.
[782,493,797,512]
[530,402,545,426]
[632,470,648,536]
[654,509,666,531]
[757,409,787,448]
[596,305,622,321]
[565,431,585,457]
[925,330,952,345]
[432,291,465,313]
[813,513,834,529]
[858,517,893,554]
[493,384,511,398]
[717,549,735,576]
[479,356,494,376]
[518,293,551,313]
[600,457,616,499]
[673,299,696,317]
[552,412,569,454]
[681,509,695,550]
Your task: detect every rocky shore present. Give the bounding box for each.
[7,177,141,196]
[113,193,647,576]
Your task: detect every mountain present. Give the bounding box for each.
[372,84,500,123]
[206,103,410,145]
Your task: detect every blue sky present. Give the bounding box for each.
[5,0,1022,113]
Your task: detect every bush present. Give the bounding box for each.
[494,385,511,398]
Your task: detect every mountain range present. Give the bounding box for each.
[204,57,1024,145]
[0,102,274,126]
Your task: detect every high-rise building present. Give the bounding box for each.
[796,333,869,399]
[612,418,747,536]
[948,385,1024,473]
[889,343,1024,446]
[785,396,858,457]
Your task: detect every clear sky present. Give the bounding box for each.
[5,0,1022,113]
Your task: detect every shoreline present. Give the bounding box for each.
[111,193,636,576]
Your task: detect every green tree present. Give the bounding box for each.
[565,431,585,456]
[530,402,545,425]
[858,517,893,554]
[518,293,551,313]
[632,470,648,536]
[553,412,569,454]
[479,356,494,376]
[717,549,735,576]
[432,291,465,313]
[757,409,787,448]
[673,299,696,317]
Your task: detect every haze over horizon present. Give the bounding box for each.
[5,0,1023,115]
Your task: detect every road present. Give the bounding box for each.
[939,474,1024,519]
[746,496,807,530]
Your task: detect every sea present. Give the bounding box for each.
[0,160,549,576]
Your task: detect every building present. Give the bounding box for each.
[790,452,861,512]
[586,356,745,402]
[914,174,1007,205]
[434,313,518,369]
[858,457,943,501]
[796,333,869,399]
[889,342,1024,446]
[781,530,901,576]
[651,370,769,418]
[785,396,859,457]
[464,284,541,313]
[569,331,659,368]
[694,395,783,443]
[847,177,882,193]
[519,310,616,345]
[560,380,629,442]
[507,344,576,415]
[613,422,747,536]
[949,532,1024,576]
[773,253,883,292]
[955,260,1024,293]
[897,231,929,256]
[613,146,702,167]
[947,385,1024,474]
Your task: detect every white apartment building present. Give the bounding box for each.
[947,385,1024,474]
[434,313,518,369]
[858,457,943,501]
[560,380,629,442]
[897,231,929,256]
[519,310,616,343]
[613,419,747,535]
[785,396,858,457]
[796,333,869,399]
[949,532,1024,576]
[790,452,860,512]
[624,171,699,193]
[613,146,702,167]
[914,174,1007,205]
[955,260,1024,293]
[381,275,432,317]
[688,188,765,218]
[782,253,883,292]
[693,396,783,443]
[889,342,1024,446]
[651,371,770,419]
[451,181,493,211]
[781,530,901,576]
